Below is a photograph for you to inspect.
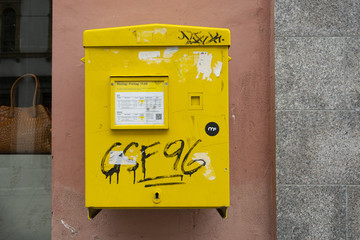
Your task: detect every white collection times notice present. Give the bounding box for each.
[115,91,164,125]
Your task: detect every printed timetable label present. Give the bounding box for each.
[114,81,164,125]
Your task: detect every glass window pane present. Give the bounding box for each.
[0,0,52,239]
[1,8,16,52]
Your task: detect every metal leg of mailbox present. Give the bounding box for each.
[216,207,228,219]
[88,208,102,220]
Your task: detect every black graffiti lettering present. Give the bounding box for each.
[127,165,137,184]
[178,31,205,45]
[187,159,206,167]
[100,142,140,184]
[178,31,223,45]
[101,139,205,187]
[137,174,183,183]
[181,139,206,176]
[145,182,186,188]
[101,142,121,184]
[123,142,139,184]
[178,31,190,41]
[202,36,209,45]
[140,142,160,180]
[123,142,139,155]
[207,32,222,44]
[163,140,184,171]
[192,32,204,44]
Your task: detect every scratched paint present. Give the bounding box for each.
[193,152,216,180]
[153,28,167,35]
[176,54,193,77]
[163,47,178,58]
[194,52,213,81]
[61,219,77,236]
[213,61,223,77]
[138,48,178,64]
[138,51,161,60]
[109,151,137,165]
[135,28,167,43]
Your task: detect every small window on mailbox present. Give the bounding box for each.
[110,76,168,129]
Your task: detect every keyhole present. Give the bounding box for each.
[152,190,161,204]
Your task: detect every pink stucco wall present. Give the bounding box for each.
[52,0,276,239]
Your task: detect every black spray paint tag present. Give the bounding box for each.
[205,122,219,136]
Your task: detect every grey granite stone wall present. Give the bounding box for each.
[275,1,360,239]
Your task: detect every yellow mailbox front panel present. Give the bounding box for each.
[84,24,230,218]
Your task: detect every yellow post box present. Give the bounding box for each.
[83,24,230,219]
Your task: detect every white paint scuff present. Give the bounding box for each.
[153,28,167,35]
[109,151,137,165]
[192,152,216,180]
[213,61,223,77]
[136,28,167,42]
[194,52,213,81]
[138,51,161,60]
[61,219,77,236]
[138,48,178,64]
[163,47,178,58]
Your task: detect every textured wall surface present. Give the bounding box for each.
[275,0,360,239]
[52,0,276,239]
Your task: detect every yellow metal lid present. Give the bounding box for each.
[83,24,230,47]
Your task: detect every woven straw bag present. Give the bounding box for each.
[0,74,51,153]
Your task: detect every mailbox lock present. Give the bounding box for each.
[153,189,161,204]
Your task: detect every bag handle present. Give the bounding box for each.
[9,74,40,118]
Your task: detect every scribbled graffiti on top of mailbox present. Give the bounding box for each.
[178,31,224,45]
